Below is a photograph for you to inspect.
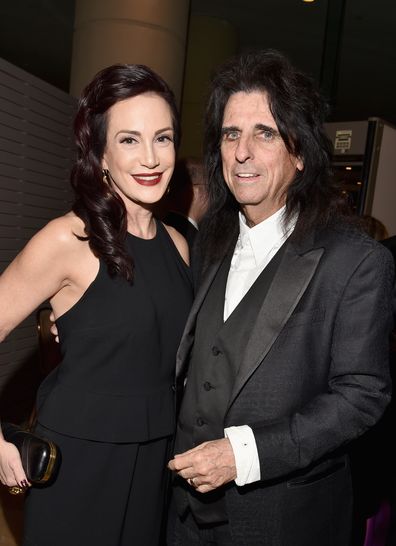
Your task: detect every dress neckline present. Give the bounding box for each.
[126,219,159,241]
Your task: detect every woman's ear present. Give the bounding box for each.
[296,156,304,171]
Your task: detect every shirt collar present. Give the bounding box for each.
[169,210,199,230]
[238,206,296,265]
[187,216,199,230]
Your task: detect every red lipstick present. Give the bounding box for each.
[132,172,163,186]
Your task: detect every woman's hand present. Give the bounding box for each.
[0,440,29,488]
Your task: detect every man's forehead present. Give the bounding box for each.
[226,88,268,104]
[222,90,275,126]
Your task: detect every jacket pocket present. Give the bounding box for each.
[283,307,325,329]
[287,460,346,488]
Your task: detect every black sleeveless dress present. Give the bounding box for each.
[23,221,193,546]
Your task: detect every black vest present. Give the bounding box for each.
[174,241,287,524]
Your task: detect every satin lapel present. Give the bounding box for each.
[228,244,324,406]
[175,260,222,378]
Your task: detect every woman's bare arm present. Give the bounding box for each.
[0,214,97,488]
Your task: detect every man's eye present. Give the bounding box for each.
[224,131,239,141]
[262,130,275,141]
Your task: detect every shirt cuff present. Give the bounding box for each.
[224,425,261,486]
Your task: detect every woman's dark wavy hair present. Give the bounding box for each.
[200,49,346,265]
[71,64,180,281]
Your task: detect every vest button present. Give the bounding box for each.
[203,381,213,391]
[212,346,221,356]
[196,417,205,426]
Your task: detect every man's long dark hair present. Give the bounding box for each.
[72,64,180,281]
[200,49,345,266]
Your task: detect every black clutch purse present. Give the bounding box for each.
[2,423,60,485]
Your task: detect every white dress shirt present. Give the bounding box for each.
[224,206,296,486]
[187,216,199,230]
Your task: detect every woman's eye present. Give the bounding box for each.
[157,134,173,144]
[120,136,136,144]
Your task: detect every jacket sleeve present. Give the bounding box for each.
[250,244,394,481]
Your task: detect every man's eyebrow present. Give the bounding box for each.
[221,124,280,136]
[255,124,280,136]
[221,125,239,136]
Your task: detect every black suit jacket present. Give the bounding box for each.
[175,224,394,545]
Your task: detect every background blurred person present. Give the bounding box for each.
[381,235,396,546]
[349,216,393,546]
[360,214,389,241]
[161,156,208,248]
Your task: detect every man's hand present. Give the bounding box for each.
[168,438,237,493]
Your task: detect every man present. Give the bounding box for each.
[167,50,394,546]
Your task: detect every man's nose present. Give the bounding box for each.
[235,135,253,163]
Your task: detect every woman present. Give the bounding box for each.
[0,64,193,545]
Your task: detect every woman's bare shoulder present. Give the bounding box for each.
[40,213,86,244]
[33,213,85,249]
[17,213,88,268]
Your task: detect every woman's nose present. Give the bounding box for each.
[141,143,160,168]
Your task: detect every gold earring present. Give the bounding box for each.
[102,169,109,184]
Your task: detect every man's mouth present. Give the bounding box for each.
[132,172,163,186]
[235,173,259,180]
